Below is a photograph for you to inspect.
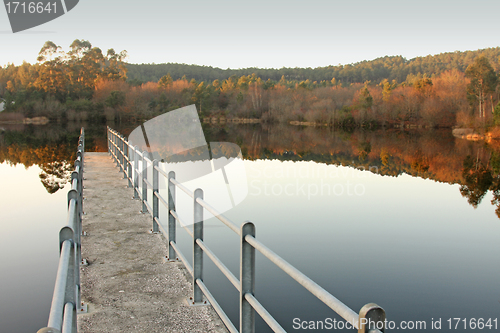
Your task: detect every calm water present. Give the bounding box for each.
[1,122,499,332]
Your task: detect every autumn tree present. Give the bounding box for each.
[158,74,173,88]
[465,56,498,118]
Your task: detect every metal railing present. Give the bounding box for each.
[107,127,386,333]
[38,128,86,333]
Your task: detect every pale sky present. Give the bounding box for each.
[1,0,499,69]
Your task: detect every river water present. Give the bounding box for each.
[1,122,499,332]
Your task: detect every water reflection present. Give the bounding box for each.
[2,122,500,217]
[2,121,500,332]
[0,123,110,193]
[460,150,500,218]
[201,123,500,218]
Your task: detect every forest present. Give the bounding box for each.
[1,40,500,131]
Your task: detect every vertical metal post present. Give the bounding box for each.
[240,221,256,333]
[116,134,123,172]
[167,171,176,261]
[133,146,140,199]
[152,160,159,233]
[110,130,114,160]
[115,133,119,167]
[192,189,204,304]
[109,129,112,157]
[358,303,385,333]
[118,135,123,173]
[114,132,119,166]
[124,140,130,182]
[141,151,148,213]
[121,136,126,176]
[127,142,133,187]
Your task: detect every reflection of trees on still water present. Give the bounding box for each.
[205,124,500,219]
[460,150,500,218]
[3,123,500,218]
[0,124,80,194]
[39,160,73,194]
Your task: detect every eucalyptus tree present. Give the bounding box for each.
[465,56,498,118]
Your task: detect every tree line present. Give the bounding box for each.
[1,41,499,130]
[126,48,500,85]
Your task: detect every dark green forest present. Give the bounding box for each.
[126,47,500,85]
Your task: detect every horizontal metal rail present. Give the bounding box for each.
[154,165,168,178]
[144,178,153,189]
[170,241,193,277]
[144,200,153,215]
[170,178,194,198]
[197,279,238,333]
[154,191,168,210]
[107,127,386,333]
[244,235,359,326]
[170,210,194,238]
[195,197,240,235]
[244,294,286,333]
[196,239,240,291]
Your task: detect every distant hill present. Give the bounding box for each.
[126,47,500,84]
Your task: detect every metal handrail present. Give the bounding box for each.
[106,127,385,333]
[38,128,86,333]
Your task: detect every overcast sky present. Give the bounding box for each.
[1,0,499,69]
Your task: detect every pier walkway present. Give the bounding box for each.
[77,152,227,333]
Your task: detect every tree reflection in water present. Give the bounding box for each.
[39,160,73,194]
[3,123,500,218]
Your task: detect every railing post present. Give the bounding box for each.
[110,130,114,159]
[133,146,140,199]
[121,136,126,177]
[114,132,119,167]
[108,128,112,157]
[192,188,204,304]
[240,221,256,333]
[152,160,159,233]
[120,136,125,173]
[108,127,111,154]
[112,131,116,162]
[126,142,133,187]
[123,139,132,183]
[167,171,176,261]
[118,135,123,173]
[358,303,386,333]
[141,150,148,213]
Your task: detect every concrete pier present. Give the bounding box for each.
[78,152,227,333]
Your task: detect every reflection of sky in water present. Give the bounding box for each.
[0,163,68,332]
[166,159,500,332]
[2,155,499,332]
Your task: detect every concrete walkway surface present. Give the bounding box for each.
[78,152,228,333]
